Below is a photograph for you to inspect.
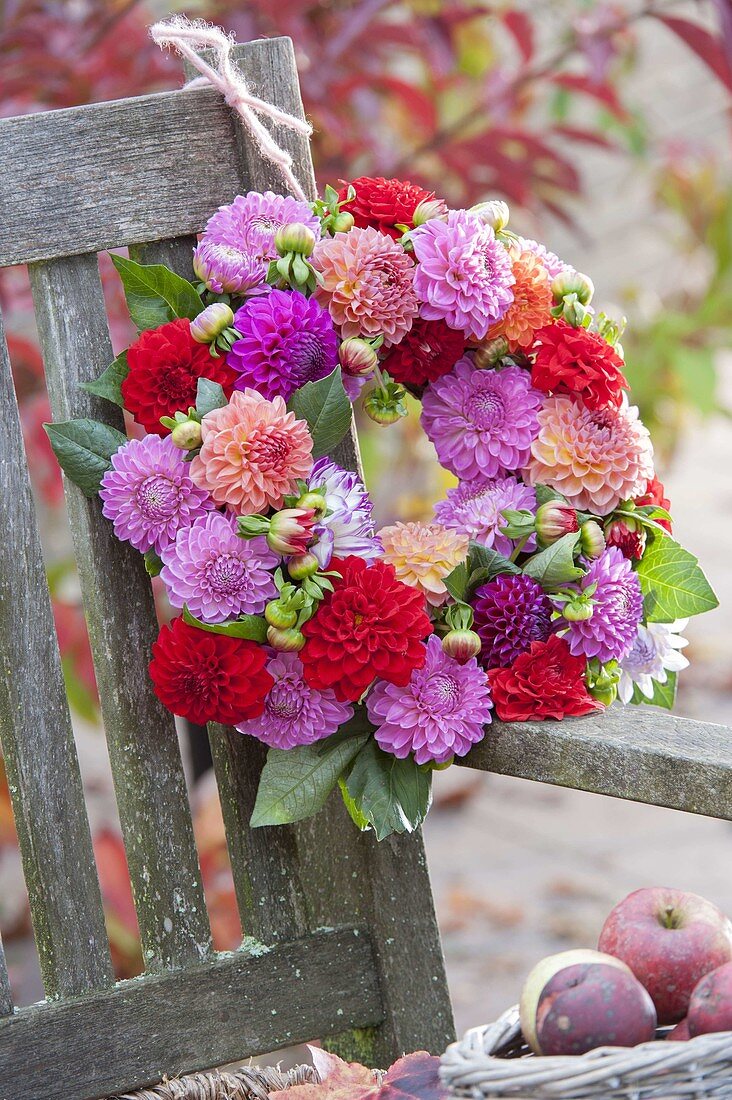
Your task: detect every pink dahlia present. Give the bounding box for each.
[421,358,543,480]
[100,435,213,554]
[160,511,278,623]
[560,546,644,664]
[366,634,492,765]
[433,476,537,557]
[313,226,419,346]
[235,650,353,749]
[525,396,654,515]
[190,389,314,513]
[192,241,269,298]
[411,210,515,340]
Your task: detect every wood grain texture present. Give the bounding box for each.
[0,306,113,998]
[0,934,12,1017]
[0,928,383,1100]
[461,707,732,819]
[28,254,212,972]
[128,236,197,279]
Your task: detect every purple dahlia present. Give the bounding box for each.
[411,210,515,340]
[228,290,340,401]
[422,358,543,481]
[159,511,278,623]
[192,241,269,298]
[433,475,537,557]
[472,573,553,669]
[561,546,643,663]
[366,634,492,765]
[236,650,353,749]
[99,434,213,555]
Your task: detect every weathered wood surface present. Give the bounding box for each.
[462,707,732,819]
[0,928,383,1100]
[128,236,197,279]
[28,254,212,972]
[0,306,113,999]
[0,934,12,1017]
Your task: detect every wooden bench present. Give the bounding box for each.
[0,34,729,1100]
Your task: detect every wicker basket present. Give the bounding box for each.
[111,1063,320,1100]
[440,1006,732,1099]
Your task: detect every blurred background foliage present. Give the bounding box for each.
[0,0,730,991]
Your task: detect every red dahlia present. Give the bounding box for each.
[300,556,431,702]
[150,617,273,726]
[634,475,672,533]
[337,176,443,239]
[121,318,237,436]
[381,318,465,388]
[488,634,603,722]
[531,320,628,411]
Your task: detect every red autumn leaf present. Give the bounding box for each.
[272,1050,447,1100]
[653,14,732,92]
[502,10,535,63]
[549,72,631,121]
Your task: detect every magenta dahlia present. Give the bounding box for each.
[561,546,644,663]
[433,476,537,557]
[472,573,553,669]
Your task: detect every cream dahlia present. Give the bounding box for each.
[378,521,469,607]
[190,389,313,513]
[312,226,419,346]
[525,396,654,515]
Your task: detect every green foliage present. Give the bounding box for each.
[345,739,433,842]
[110,255,203,331]
[44,418,127,497]
[444,542,519,603]
[80,351,129,406]
[630,672,677,710]
[636,532,718,621]
[288,367,352,458]
[523,531,584,587]
[195,377,227,418]
[182,606,268,642]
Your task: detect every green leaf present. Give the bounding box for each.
[79,351,129,406]
[534,484,569,507]
[444,543,519,603]
[443,560,469,603]
[636,532,718,621]
[110,254,203,331]
[250,732,369,827]
[288,367,352,458]
[144,550,163,577]
[522,531,584,588]
[630,671,677,710]
[44,418,128,497]
[196,377,227,418]
[182,606,268,642]
[345,740,433,842]
[338,777,371,831]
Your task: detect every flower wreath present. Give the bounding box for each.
[48,178,718,840]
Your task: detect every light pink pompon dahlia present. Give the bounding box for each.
[190,389,314,513]
[312,226,419,346]
[378,521,469,607]
[525,396,654,515]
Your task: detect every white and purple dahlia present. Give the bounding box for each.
[618,620,689,704]
[307,457,381,568]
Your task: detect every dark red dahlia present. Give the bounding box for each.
[531,320,628,411]
[634,475,673,533]
[300,556,431,702]
[472,573,553,669]
[121,318,237,436]
[336,176,443,239]
[381,318,465,388]
[150,617,273,726]
[488,634,603,722]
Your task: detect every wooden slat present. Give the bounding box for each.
[0,89,244,267]
[0,306,113,998]
[0,932,14,1017]
[128,236,197,278]
[28,254,212,972]
[461,707,732,818]
[0,928,383,1100]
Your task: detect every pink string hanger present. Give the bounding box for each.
[150,16,313,203]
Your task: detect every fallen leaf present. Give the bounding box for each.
[272,1051,446,1100]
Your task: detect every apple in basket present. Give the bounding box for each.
[519,949,657,1056]
[598,887,732,1024]
[687,962,732,1038]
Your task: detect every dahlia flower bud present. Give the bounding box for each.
[295,490,328,517]
[473,336,509,369]
[339,337,378,378]
[330,211,355,233]
[275,222,317,257]
[412,198,449,226]
[362,381,407,426]
[561,594,595,622]
[441,629,482,663]
[586,658,620,706]
[470,199,510,232]
[535,500,580,547]
[287,552,320,581]
[170,418,203,451]
[580,520,606,560]
[266,508,318,556]
[604,515,646,561]
[267,625,306,652]
[551,270,594,306]
[265,599,298,630]
[190,303,235,345]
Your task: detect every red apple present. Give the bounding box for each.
[687,962,732,1038]
[519,949,633,1054]
[535,962,657,1055]
[598,888,732,1024]
[666,1018,690,1041]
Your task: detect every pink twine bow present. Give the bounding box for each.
[150,17,313,203]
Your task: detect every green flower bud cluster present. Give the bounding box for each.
[267,221,321,294]
[585,657,620,706]
[550,271,595,327]
[312,183,356,237]
[263,565,338,652]
[160,407,203,451]
[362,375,408,426]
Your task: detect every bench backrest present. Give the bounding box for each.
[0,38,455,1100]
